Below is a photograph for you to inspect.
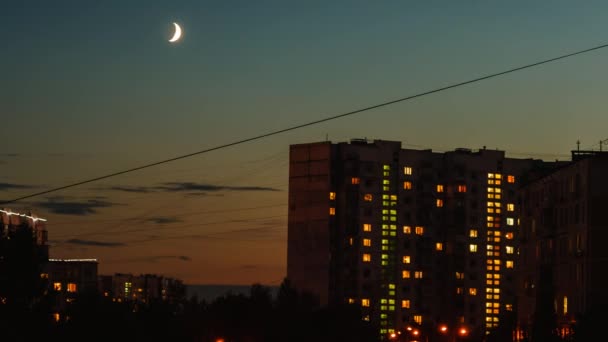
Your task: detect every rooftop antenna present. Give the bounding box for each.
[325,133,328,142]
[577,139,580,151]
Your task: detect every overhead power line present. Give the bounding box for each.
[3,42,608,205]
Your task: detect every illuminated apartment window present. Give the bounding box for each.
[506,304,513,311]
[362,299,370,307]
[348,298,356,304]
[436,199,443,207]
[437,184,444,192]
[470,229,478,238]
[402,270,411,279]
[488,173,495,178]
[495,174,502,179]
[403,256,411,264]
[456,272,464,280]
[415,226,424,235]
[363,254,371,262]
[414,271,423,279]
[487,208,494,214]
[506,260,514,269]
[363,224,372,232]
[470,244,478,252]
[506,218,514,226]
[404,181,412,190]
[563,296,568,314]
[487,187,494,193]
[458,185,467,193]
[507,203,514,211]
[40,273,49,279]
[456,287,463,294]
[505,232,513,239]
[404,167,413,175]
[506,246,514,254]
[67,283,77,293]
[53,313,60,322]
[383,179,390,185]
[329,207,336,215]
[414,315,422,324]
[53,282,62,291]
[364,193,373,201]
[403,226,411,234]
[436,242,443,251]
[507,175,515,183]
[363,238,371,247]
[351,177,360,185]
[329,192,336,200]
[469,288,477,296]
[402,300,410,308]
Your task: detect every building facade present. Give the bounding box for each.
[0,208,49,260]
[287,139,553,340]
[517,151,608,340]
[99,273,185,305]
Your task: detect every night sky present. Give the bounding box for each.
[2,1,608,285]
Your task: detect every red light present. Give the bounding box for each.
[439,325,448,333]
[459,327,468,336]
[412,329,419,336]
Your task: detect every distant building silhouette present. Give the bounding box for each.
[517,150,608,340]
[287,139,558,340]
[98,273,185,306]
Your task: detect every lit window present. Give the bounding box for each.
[53,282,62,291]
[506,304,513,311]
[506,260,514,268]
[364,193,373,201]
[507,175,515,183]
[404,167,413,175]
[469,288,477,296]
[563,296,568,315]
[363,239,371,247]
[506,246,514,254]
[414,315,422,324]
[363,254,371,262]
[40,273,49,279]
[436,242,443,251]
[469,244,477,252]
[488,173,494,179]
[383,165,390,170]
[458,185,467,193]
[401,300,410,308]
[470,229,478,238]
[487,187,494,193]
[414,271,423,279]
[456,272,464,280]
[437,184,444,192]
[403,256,411,264]
[329,207,336,215]
[363,224,372,232]
[507,218,514,226]
[362,299,370,307]
[349,237,354,245]
[403,226,411,234]
[415,226,424,235]
[495,174,502,179]
[329,192,336,200]
[436,199,443,207]
[348,298,356,304]
[505,232,513,239]
[402,270,411,279]
[495,180,501,185]
[456,287,463,294]
[404,181,412,190]
[53,313,60,322]
[507,203,514,211]
[383,179,390,185]
[351,177,360,185]
[67,283,77,293]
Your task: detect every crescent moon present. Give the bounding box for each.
[169,23,182,43]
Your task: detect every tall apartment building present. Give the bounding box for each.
[287,139,554,340]
[517,151,608,340]
[1,208,49,259]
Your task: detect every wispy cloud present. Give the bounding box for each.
[0,153,19,157]
[145,216,182,224]
[0,182,36,191]
[105,255,192,264]
[103,186,154,193]
[35,199,117,216]
[157,182,280,193]
[65,238,125,247]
